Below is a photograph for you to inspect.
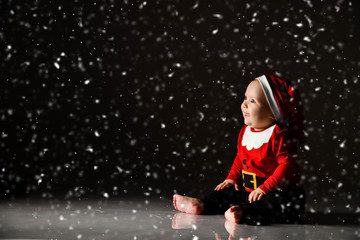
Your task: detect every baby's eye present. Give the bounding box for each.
[250,99,256,103]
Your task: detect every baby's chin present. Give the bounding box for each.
[243,119,251,126]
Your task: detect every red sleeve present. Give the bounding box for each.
[259,129,299,194]
[225,127,245,183]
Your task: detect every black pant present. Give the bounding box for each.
[200,187,305,225]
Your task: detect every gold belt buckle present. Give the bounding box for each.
[242,170,258,190]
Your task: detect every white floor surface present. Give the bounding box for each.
[0,197,359,240]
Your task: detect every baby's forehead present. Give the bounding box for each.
[246,80,264,93]
[245,80,267,99]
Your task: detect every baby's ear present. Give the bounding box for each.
[268,115,276,125]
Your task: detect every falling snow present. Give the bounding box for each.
[0,0,359,224]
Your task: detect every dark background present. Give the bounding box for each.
[1,0,359,214]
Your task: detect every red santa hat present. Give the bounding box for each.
[256,74,306,145]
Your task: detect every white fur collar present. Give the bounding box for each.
[242,125,276,150]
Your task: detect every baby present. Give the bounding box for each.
[173,75,306,225]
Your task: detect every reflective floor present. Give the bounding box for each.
[0,197,359,240]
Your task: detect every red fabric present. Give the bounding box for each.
[226,124,300,194]
[265,75,306,145]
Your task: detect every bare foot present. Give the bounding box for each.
[173,194,204,215]
[225,206,243,224]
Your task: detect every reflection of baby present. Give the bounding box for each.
[173,75,306,225]
[215,221,256,240]
[172,213,255,240]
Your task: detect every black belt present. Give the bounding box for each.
[242,170,267,190]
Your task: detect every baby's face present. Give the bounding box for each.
[241,80,275,130]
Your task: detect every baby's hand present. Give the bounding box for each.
[248,188,265,203]
[214,179,240,191]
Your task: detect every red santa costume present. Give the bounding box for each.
[200,75,306,224]
[226,123,301,194]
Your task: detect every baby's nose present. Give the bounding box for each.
[242,101,248,108]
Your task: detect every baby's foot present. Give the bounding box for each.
[173,194,204,215]
[225,206,243,224]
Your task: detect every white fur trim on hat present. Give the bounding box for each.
[256,75,283,122]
